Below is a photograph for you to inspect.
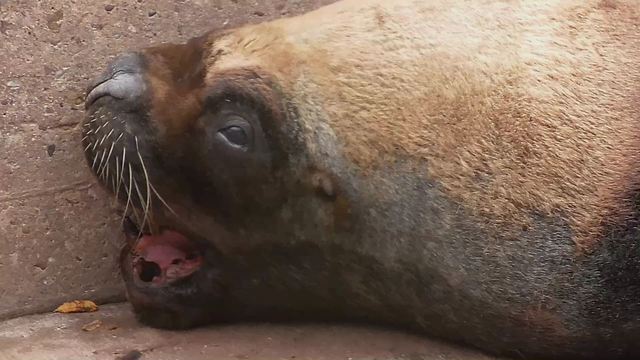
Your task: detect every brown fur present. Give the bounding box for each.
[198,0,640,251]
[81,1,640,358]
[143,39,208,139]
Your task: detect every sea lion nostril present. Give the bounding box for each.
[85,72,146,108]
[84,52,146,109]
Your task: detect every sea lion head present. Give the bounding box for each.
[81,27,350,328]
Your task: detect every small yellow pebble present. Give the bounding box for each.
[54,300,99,313]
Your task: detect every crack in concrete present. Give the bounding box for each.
[0,181,94,203]
[40,121,82,130]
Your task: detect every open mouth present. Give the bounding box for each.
[123,216,204,287]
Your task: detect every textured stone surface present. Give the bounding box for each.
[0,0,335,320]
[0,302,500,360]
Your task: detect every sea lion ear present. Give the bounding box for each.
[309,170,337,200]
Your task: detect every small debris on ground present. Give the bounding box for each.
[45,9,64,32]
[55,300,99,313]
[6,80,21,89]
[117,350,143,360]
[82,319,103,332]
[47,144,56,157]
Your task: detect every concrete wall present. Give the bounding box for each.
[0,0,334,320]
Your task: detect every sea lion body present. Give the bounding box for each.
[81,0,640,359]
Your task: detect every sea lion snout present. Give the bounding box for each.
[85,52,147,111]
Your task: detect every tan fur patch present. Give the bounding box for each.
[205,0,640,251]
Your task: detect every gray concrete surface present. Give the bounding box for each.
[0,302,500,360]
[0,0,335,320]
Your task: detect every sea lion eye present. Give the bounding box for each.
[216,116,252,150]
[219,126,248,147]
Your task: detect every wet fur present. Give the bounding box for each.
[83,0,640,359]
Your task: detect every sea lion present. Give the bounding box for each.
[80,0,640,359]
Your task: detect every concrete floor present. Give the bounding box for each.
[0,303,500,360]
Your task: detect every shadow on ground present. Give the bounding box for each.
[0,303,500,360]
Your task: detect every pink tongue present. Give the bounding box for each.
[135,230,192,267]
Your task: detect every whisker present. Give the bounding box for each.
[135,136,152,237]
[114,156,122,200]
[122,181,144,231]
[95,122,108,134]
[101,141,116,181]
[121,163,134,226]
[92,137,100,151]
[105,128,115,141]
[127,183,144,232]
[91,149,103,170]
[116,148,127,200]
[110,169,117,192]
[84,142,93,152]
[105,162,111,184]
[150,183,178,217]
[130,208,144,237]
[98,134,108,147]
[115,132,124,143]
[133,178,148,238]
[96,147,108,179]
[102,162,110,184]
